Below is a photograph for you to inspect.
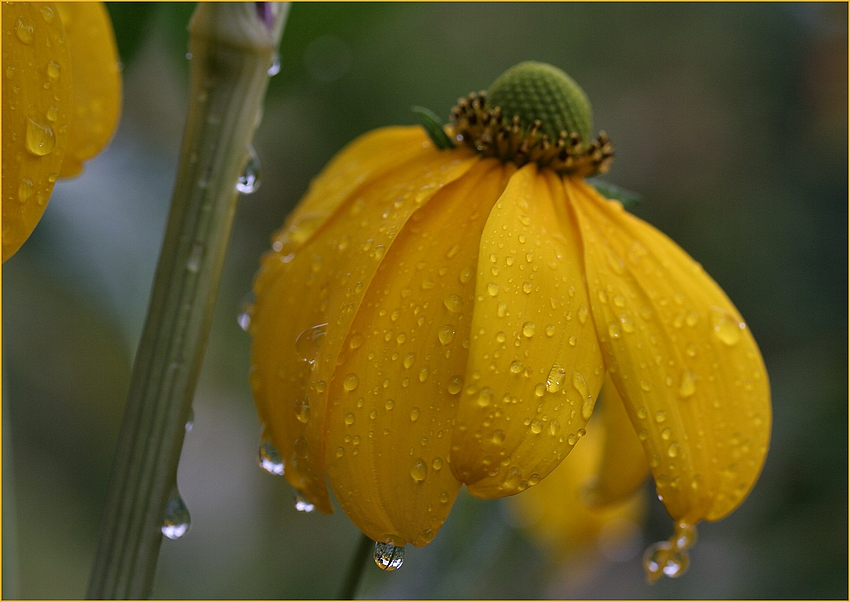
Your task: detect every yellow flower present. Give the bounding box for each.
[249,62,771,577]
[2,2,122,261]
[508,380,646,563]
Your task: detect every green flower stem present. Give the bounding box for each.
[87,4,288,599]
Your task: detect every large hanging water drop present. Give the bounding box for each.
[294,494,315,513]
[161,489,191,540]
[236,146,262,194]
[258,439,284,476]
[374,542,405,571]
[642,522,697,583]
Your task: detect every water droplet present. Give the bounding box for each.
[162,489,191,540]
[374,542,405,571]
[447,375,463,395]
[46,60,60,80]
[487,282,499,296]
[443,293,462,313]
[573,372,596,419]
[186,242,203,273]
[510,360,524,374]
[343,373,359,392]
[546,362,566,393]
[295,323,327,364]
[522,281,533,294]
[348,332,363,349]
[654,410,667,424]
[530,419,543,434]
[521,321,536,338]
[344,413,355,425]
[237,292,255,331]
[410,458,428,481]
[25,118,55,156]
[642,540,690,583]
[438,324,456,345]
[667,442,679,458]
[40,6,54,22]
[476,387,493,407]
[17,179,33,203]
[577,304,589,325]
[710,306,744,346]
[236,146,262,193]
[293,395,310,423]
[545,324,556,337]
[258,440,284,475]
[418,366,429,383]
[185,408,195,432]
[294,494,315,513]
[608,321,622,339]
[678,369,696,398]
[674,522,698,550]
[268,52,281,76]
[409,407,420,422]
[15,17,35,44]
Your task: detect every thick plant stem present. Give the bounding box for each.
[87,4,288,599]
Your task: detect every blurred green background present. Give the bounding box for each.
[3,2,847,598]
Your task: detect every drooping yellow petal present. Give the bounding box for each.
[2,2,72,261]
[324,159,512,546]
[258,127,444,266]
[585,378,650,506]
[509,404,645,560]
[567,178,771,525]
[251,126,478,513]
[451,164,606,497]
[54,2,121,178]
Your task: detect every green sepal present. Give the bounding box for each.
[412,106,455,149]
[589,178,643,210]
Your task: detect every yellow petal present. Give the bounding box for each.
[251,126,478,514]
[54,2,121,178]
[584,378,650,506]
[324,159,512,546]
[451,165,605,497]
[2,2,72,261]
[260,127,443,265]
[567,178,771,525]
[509,404,645,560]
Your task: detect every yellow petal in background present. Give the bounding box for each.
[54,2,122,178]
[2,2,72,261]
[585,378,650,507]
[568,179,771,527]
[509,406,645,561]
[324,159,511,546]
[451,165,605,497]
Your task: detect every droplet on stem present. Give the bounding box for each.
[161,489,191,540]
[236,146,262,194]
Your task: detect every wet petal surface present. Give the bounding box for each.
[452,165,605,497]
[567,178,771,524]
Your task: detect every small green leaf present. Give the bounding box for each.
[589,178,643,209]
[412,106,455,150]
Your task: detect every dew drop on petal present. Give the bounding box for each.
[678,369,696,398]
[237,291,255,331]
[267,51,281,76]
[438,324,456,345]
[15,17,35,44]
[447,375,463,395]
[343,373,359,391]
[443,293,463,313]
[258,440,285,475]
[522,321,536,338]
[295,323,327,364]
[161,489,191,540]
[477,387,494,408]
[25,117,55,156]
[487,282,499,296]
[546,362,566,393]
[410,458,428,482]
[374,542,405,570]
[710,306,744,346]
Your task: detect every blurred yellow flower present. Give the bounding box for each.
[2,2,121,261]
[249,62,770,577]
